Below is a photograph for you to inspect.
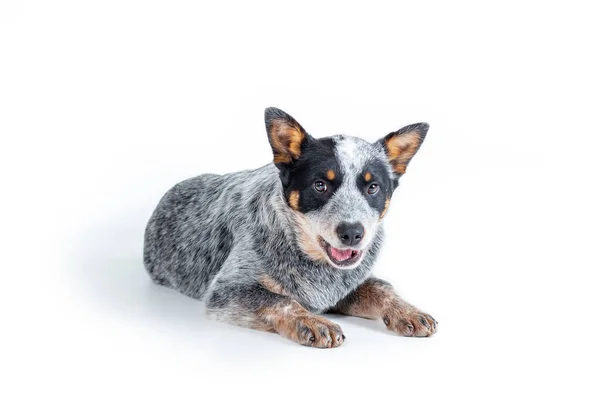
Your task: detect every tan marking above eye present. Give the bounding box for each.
[364,172,372,182]
[327,170,336,180]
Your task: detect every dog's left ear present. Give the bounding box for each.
[377,123,429,175]
[265,107,311,165]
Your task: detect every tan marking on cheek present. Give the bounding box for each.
[288,191,300,211]
[298,231,328,264]
[364,172,372,182]
[293,214,329,264]
[327,169,336,180]
[380,197,391,219]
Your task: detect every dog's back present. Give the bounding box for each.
[143,165,279,299]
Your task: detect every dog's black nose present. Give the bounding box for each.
[336,222,365,247]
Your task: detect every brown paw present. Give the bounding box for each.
[293,315,346,348]
[383,310,437,337]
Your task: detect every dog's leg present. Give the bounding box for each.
[206,282,346,348]
[332,277,437,337]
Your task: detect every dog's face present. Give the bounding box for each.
[265,107,428,269]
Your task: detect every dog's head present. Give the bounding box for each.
[265,107,428,269]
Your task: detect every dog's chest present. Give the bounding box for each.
[273,259,373,313]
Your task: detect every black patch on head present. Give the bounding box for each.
[279,137,343,213]
[356,159,394,215]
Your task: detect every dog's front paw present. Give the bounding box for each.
[291,315,346,348]
[383,309,437,337]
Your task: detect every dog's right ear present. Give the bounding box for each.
[264,107,310,165]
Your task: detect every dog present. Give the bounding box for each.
[143,107,437,348]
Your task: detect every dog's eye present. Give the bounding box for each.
[314,181,327,193]
[367,183,379,195]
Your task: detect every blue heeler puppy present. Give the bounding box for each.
[144,107,437,348]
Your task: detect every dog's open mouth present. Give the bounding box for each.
[318,236,362,267]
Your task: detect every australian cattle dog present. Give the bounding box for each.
[144,107,437,348]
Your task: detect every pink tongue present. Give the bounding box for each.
[330,247,354,262]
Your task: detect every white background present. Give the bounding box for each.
[2,1,599,399]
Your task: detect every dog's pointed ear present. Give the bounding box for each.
[378,123,429,175]
[265,107,311,165]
